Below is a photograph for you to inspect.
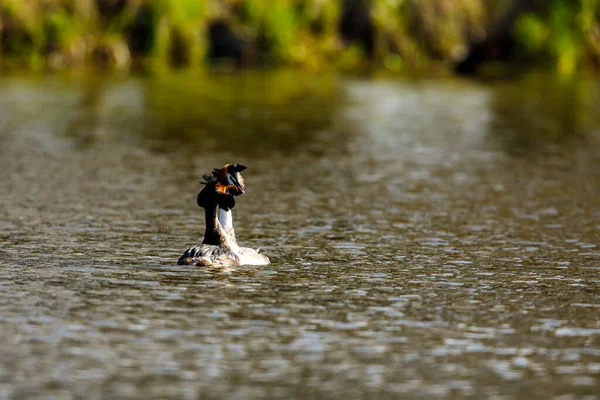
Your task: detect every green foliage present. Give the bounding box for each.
[0,0,598,74]
[515,0,599,74]
[515,14,548,54]
[141,0,206,65]
[240,0,298,63]
[262,2,296,62]
[549,0,580,75]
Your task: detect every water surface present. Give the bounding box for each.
[1,71,599,398]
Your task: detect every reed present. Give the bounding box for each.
[0,0,598,74]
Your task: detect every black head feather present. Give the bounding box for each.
[226,163,246,174]
[217,193,236,211]
[200,174,216,185]
[197,169,237,210]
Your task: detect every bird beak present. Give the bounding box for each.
[229,174,245,195]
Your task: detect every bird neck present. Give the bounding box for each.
[202,202,222,246]
[218,208,238,249]
[202,202,238,251]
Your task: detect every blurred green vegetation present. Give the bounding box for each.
[0,0,598,74]
[514,0,600,75]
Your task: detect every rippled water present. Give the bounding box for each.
[1,71,599,398]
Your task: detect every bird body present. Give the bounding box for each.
[178,164,269,267]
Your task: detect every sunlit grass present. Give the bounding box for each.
[514,0,600,75]
[0,0,598,74]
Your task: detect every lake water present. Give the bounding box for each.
[0,70,599,398]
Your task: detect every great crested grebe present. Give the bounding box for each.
[178,164,270,267]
